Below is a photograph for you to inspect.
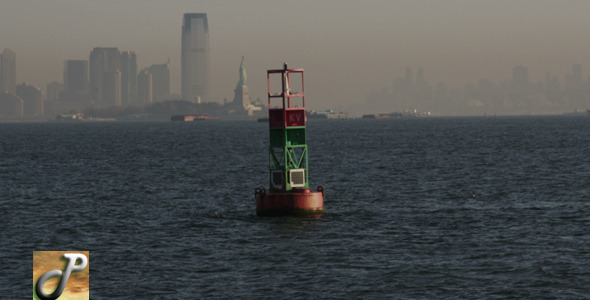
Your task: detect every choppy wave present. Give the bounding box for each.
[1,117,589,298]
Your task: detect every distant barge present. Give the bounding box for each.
[171,115,220,121]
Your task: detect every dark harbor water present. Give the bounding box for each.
[1,116,589,299]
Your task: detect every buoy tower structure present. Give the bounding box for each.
[255,63,324,216]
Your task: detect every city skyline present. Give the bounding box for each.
[4,48,590,117]
[363,64,590,116]
[3,1,590,115]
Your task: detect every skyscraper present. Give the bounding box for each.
[137,63,170,104]
[63,60,89,102]
[512,65,529,87]
[103,69,121,107]
[512,65,529,104]
[46,81,63,102]
[120,51,137,106]
[89,47,121,107]
[0,92,23,119]
[182,13,210,102]
[572,64,582,88]
[16,83,44,117]
[147,63,170,102]
[1,48,16,94]
[137,69,152,105]
[570,64,584,108]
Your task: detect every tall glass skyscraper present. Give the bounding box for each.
[120,51,137,106]
[89,47,121,107]
[182,13,210,102]
[147,63,170,102]
[63,60,89,102]
[1,48,16,94]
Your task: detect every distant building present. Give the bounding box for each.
[570,64,585,108]
[63,60,89,103]
[147,63,170,102]
[572,64,582,89]
[120,51,137,105]
[46,81,63,102]
[137,63,170,105]
[89,47,121,107]
[137,69,152,105]
[102,69,121,107]
[512,65,528,88]
[544,71,560,104]
[182,13,210,102]
[16,83,44,118]
[0,48,16,94]
[512,65,529,104]
[0,92,23,119]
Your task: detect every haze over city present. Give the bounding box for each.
[3,0,590,115]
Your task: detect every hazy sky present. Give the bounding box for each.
[3,0,590,114]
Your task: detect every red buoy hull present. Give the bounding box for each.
[255,188,324,216]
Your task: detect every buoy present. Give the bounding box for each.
[255,63,324,216]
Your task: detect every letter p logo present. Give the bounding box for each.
[34,251,89,300]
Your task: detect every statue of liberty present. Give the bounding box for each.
[232,56,253,113]
[238,56,247,87]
